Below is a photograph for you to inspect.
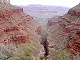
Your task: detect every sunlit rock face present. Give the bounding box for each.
[0,3,43,59]
[47,3,80,60]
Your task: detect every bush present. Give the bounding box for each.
[8,44,33,60]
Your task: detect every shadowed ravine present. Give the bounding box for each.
[40,20,49,60]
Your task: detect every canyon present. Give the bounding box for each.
[0,0,80,60]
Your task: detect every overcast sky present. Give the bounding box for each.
[10,0,80,7]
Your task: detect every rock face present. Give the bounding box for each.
[0,0,10,4]
[0,3,43,59]
[47,3,80,60]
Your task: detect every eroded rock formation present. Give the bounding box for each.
[0,2,43,59]
[0,0,10,4]
[47,3,80,60]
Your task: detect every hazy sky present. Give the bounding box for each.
[10,0,80,7]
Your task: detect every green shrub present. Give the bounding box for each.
[52,50,71,60]
[8,44,33,60]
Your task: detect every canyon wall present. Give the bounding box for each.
[47,3,80,60]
